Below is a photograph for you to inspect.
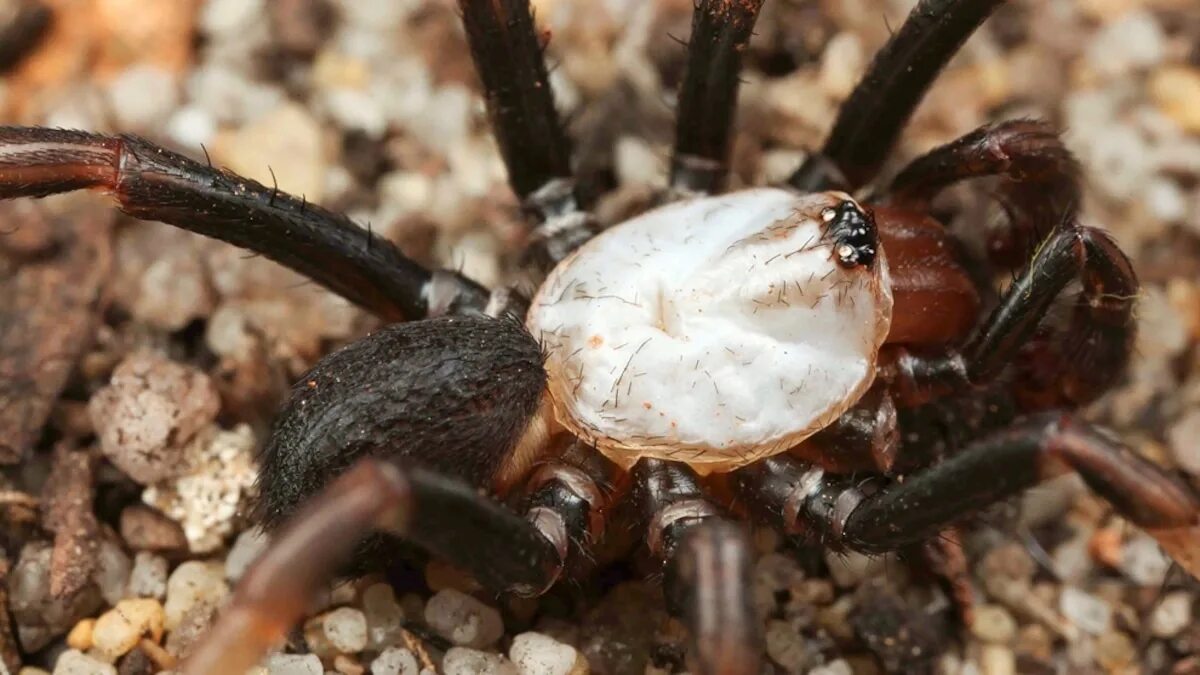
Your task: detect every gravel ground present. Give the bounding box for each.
[1,0,1199,673]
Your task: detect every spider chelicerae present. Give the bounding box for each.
[1,0,1198,673]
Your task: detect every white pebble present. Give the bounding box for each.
[1059,587,1112,635]
[424,589,505,648]
[1168,409,1200,477]
[142,424,259,554]
[370,647,421,675]
[53,649,117,675]
[200,0,265,38]
[305,607,368,655]
[1150,592,1192,638]
[509,632,585,675]
[1118,534,1171,586]
[163,561,230,631]
[225,527,270,582]
[808,660,853,675]
[979,644,1016,675]
[1086,10,1166,79]
[93,538,132,606]
[128,552,168,599]
[262,653,323,675]
[1082,125,1153,201]
[614,135,666,188]
[362,583,406,650]
[187,65,285,124]
[819,32,864,98]
[165,105,217,152]
[319,88,388,138]
[442,648,519,675]
[1144,178,1188,223]
[105,65,179,131]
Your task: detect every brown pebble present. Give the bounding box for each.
[120,505,188,553]
[1095,630,1136,671]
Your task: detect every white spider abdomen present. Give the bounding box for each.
[527,188,893,473]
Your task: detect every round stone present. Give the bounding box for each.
[527,188,893,473]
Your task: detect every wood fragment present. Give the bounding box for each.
[42,444,100,600]
[0,197,114,463]
[0,557,22,672]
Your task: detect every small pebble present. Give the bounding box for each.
[1051,534,1094,584]
[88,352,220,485]
[1095,630,1136,671]
[362,583,405,650]
[1085,9,1165,78]
[53,650,117,675]
[165,105,218,151]
[370,647,421,675]
[304,607,368,656]
[66,618,95,651]
[442,648,519,675]
[807,659,853,675]
[1167,409,1200,478]
[128,552,169,599]
[163,561,229,631]
[764,619,809,672]
[970,605,1017,644]
[1118,533,1171,586]
[509,632,588,675]
[1150,66,1200,134]
[200,0,265,37]
[819,32,864,99]
[120,505,190,553]
[1059,587,1112,635]
[92,598,166,661]
[333,654,365,675]
[979,644,1015,675]
[262,653,323,675]
[1081,124,1153,201]
[142,424,259,553]
[1150,591,1192,638]
[212,102,327,203]
[93,538,132,606]
[424,589,505,648]
[105,65,179,131]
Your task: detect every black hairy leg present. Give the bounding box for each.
[634,460,761,675]
[458,0,600,274]
[458,0,573,205]
[789,0,1005,192]
[887,119,1082,267]
[669,0,765,195]
[732,416,1199,553]
[256,315,550,533]
[0,127,488,321]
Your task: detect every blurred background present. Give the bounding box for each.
[0,0,1198,673]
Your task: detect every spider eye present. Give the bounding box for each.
[825,199,878,269]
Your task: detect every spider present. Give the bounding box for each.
[1,0,1197,672]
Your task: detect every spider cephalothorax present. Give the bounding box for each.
[0,1,1197,673]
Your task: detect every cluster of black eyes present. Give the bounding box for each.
[823,200,878,269]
